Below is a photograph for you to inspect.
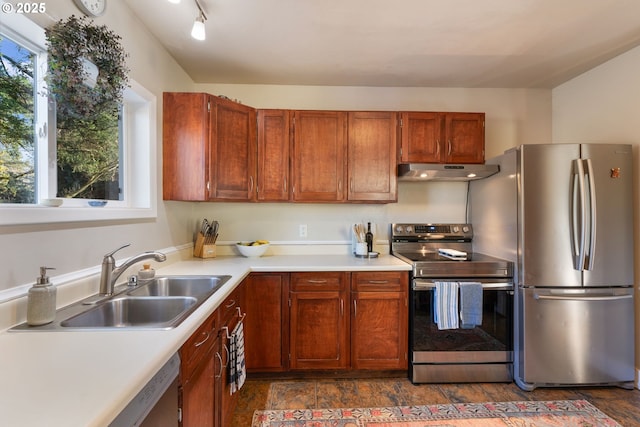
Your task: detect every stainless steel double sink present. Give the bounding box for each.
[11,275,231,331]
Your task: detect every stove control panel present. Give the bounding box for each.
[391,223,473,240]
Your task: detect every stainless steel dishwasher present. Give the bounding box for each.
[109,353,180,427]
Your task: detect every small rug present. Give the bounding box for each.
[252,399,621,426]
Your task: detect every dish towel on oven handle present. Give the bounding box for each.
[229,320,246,395]
[434,281,459,330]
[459,282,483,328]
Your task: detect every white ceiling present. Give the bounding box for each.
[124,0,640,88]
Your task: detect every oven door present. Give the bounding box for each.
[410,279,514,383]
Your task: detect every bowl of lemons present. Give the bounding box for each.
[235,240,270,257]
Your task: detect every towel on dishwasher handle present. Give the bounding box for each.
[434,281,459,330]
[459,282,483,328]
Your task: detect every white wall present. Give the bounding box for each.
[552,45,640,376]
[0,3,552,297]
[0,1,195,293]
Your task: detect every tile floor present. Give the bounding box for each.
[231,377,640,426]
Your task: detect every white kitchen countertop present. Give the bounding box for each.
[0,254,410,427]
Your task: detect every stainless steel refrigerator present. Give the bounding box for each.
[469,143,635,391]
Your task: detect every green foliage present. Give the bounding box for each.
[0,37,35,203]
[56,105,120,199]
[1,16,129,203]
[45,15,129,200]
[45,15,129,119]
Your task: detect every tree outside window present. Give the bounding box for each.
[0,36,36,203]
[0,28,122,204]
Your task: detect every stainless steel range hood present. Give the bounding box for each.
[398,163,500,181]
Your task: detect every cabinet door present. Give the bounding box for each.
[347,112,398,202]
[351,272,408,370]
[289,272,348,369]
[399,112,442,163]
[443,112,484,164]
[217,281,245,427]
[257,110,291,201]
[210,97,257,200]
[180,310,218,427]
[180,338,218,427]
[244,273,289,372]
[290,290,349,370]
[292,111,347,202]
[162,92,210,201]
[351,292,407,369]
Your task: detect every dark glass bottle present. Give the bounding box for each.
[365,222,373,253]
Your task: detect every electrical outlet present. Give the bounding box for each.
[299,224,308,238]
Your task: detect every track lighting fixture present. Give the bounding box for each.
[191,0,207,41]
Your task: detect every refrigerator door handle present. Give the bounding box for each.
[584,158,597,271]
[534,293,632,301]
[571,159,587,271]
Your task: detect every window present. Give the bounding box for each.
[0,33,38,203]
[0,11,156,224]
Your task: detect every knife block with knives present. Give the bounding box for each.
[194,219,219,258]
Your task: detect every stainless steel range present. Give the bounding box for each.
[391,223,514,384]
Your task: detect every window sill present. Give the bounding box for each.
[0,205,157,226]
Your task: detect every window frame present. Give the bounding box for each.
[0,11,157,225]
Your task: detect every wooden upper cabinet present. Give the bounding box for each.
[347,112,398,202]
[291,111,347,202]
[444,112,485,163]
[210,97,257,200]
[163,92,210,201]
[257,110,290,201]
[162,92,256,201]
[400,112,485,164]
[399,112,442,163]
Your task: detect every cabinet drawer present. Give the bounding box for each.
[290,272,347,291]
[219,286,243,326]
[180,311,217,379]
[351,271,407,292]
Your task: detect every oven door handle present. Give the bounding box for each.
[413,279,513,290]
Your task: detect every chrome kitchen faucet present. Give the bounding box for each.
[98,244,166,296]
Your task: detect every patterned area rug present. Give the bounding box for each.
[252,399,621,426]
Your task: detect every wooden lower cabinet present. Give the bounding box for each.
[289,272,349,370]
[179,312,219,427]
[179,281,246,427]
[218,286,244,427]
[243,270,409,375]
[351,272,408,370]
[244,273,289,372]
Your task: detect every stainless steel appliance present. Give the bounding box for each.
[109,353,180,426]
[398,163,499,181]
[469,143,635,391]
[391,223,514,384]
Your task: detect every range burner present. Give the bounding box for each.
[391,223,512,278]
